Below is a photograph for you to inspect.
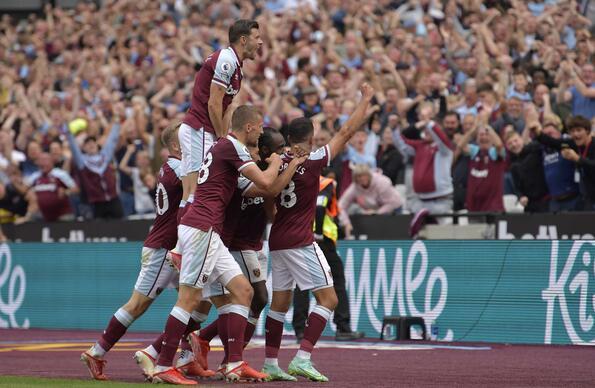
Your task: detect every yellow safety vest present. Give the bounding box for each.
[313,177,338,243]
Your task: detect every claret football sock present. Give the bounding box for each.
[243,316,258,348]
[265,310,286,360]
[94,308,135,357]
[298,305,332,358]
[227,305,249,363]
[156,306,191,367]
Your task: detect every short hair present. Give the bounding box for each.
[287,117,314,144]
[352,163,371,178]
[229,19,259,44]
[161,121,181,148]
[231,105,261,131]
[259,127,280,153]
[477,83,495,95]
[504,129,520,142]
[443,111,460,121]
[566,115,591,132]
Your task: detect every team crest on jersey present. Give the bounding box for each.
[221,61,232,72]
[202,274,209,283]
[155,288,164,296]
[253,269,261,278]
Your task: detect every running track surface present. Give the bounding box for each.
[1,329,595,387]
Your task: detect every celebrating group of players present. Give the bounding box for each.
[80,19,374,385]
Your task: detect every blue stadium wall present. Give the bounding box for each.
[1,241,594,345]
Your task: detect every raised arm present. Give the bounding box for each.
[118,144,135,176]
[65,130,86,170]
[328,83,375,161]
[571,72,595,98]
[100,123,122,159]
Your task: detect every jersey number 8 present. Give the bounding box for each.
[197,152,213,185]
[280,180,297,208]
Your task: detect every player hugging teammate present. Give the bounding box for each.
[81,16,375,385]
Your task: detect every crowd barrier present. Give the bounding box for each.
[2,240,593,345]
[6,212,595,242]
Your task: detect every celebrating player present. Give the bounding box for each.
[176,19,262,222]
[151,106,281,385]
[263,83,375,382]
[80,123,211,380]
[195,127,306,377]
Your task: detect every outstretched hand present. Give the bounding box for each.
[360,82,375,101]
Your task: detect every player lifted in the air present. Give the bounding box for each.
[176,19,262,223]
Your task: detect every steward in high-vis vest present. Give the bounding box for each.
[292,175,364,342]
[313,176,338,243]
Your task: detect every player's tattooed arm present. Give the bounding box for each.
[245,152,309,198]
[241,153,283,191]
[208,83,228,138]
[328,83,375,161]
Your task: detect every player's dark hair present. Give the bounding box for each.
[258,127,279,153]
[229,19,259,44]
[287,117,314,145]
[232,105,261,131]
[161,121,181,148]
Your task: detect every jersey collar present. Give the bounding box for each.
[229,46,242,67]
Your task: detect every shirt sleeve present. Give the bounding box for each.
[227,140,255,171]
[50,169,76,189]
[468,144,480,159]
[237,175,254,195]
[212,50,237,88]
[307,144,331,170]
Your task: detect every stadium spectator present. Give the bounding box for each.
[458,108,506,212]
[0,166,34,224]
[538,118,581,212]
[492,97,526,135]
[557,62,595,119]
[65,123,123,219]
[534,115,595,210]
[338,164,403,239]
[376,124,405,185]
[25,152,78,222]
[0,0,592,223]
[505,131,549,213]
[393,102,454,215]
[119,145,156,216]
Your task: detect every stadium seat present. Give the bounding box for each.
[380,316,427,341]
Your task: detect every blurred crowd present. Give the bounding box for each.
[0,0,594,232]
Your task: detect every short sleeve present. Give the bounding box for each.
[237,175,254,195]
[307,144,331,170]
[50,169,76,188]
[226,138,255,172]
[212,50,236,88]
[468,144,480,159]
